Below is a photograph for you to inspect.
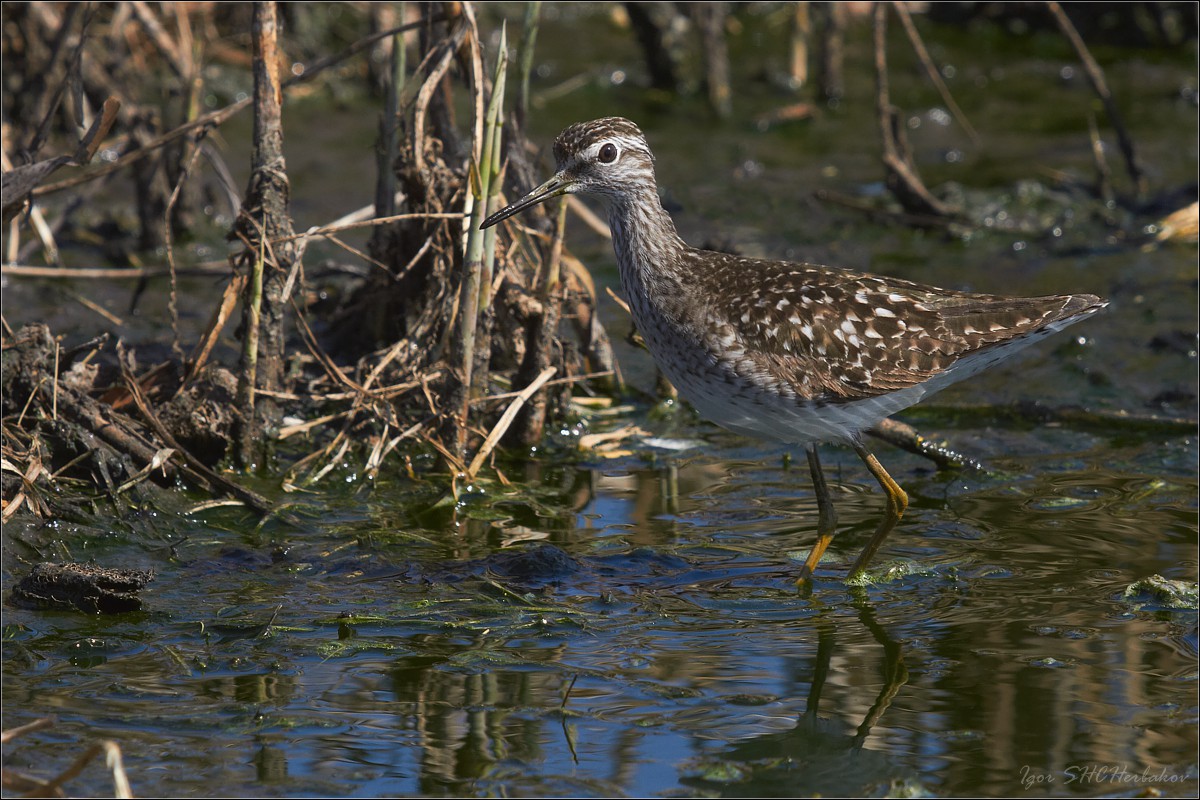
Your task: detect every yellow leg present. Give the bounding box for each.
[846,439,908,579]
[796,444,838,587]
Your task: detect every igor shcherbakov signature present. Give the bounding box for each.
[1020,763,1197,790]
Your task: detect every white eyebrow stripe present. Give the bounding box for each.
[589,135,651,160]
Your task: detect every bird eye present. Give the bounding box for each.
[598,143,619,164]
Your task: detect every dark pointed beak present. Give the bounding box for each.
[480,173,574,230]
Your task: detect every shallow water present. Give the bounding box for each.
[3,420,1196,797]
[3,5,1197,798]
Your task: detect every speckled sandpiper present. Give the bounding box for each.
[481,117,1106,585]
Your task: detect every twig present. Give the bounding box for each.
[470,370,615,403]
[308,435,353,484]
[375,417,434,469]
[258,371,440,403]
[605,285,631,316]
[291,299,367,395]
[1,263,231,279]
[23,3,93,158]
[237,223,265,419]
[185,272,246,386]
[73,97,122,165]
[130,0,186,78]
[695,2,732,119]
[891,2,980,147]
[320,233,391,274]
[873,4,953,219]
[1046,1,1144,199]
[1,716,56,744]
[52,338,59,421]
[277,411,347,440]
[272,211,465,245]
[813,188,972,232]
[163,131,210,362]
[868,417,979,471]
[115,447,176,493]
[60,285,124,326]
[816,1,846,102]
[560,673,578,709]
[372,11,405,229]
[790,2,810,89]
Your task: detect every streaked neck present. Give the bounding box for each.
[606,188,687,289]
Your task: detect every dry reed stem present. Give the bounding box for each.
[873,4,953,218]
[1,717,56,744]
[471,370,615,404]
[1,263,230,279]
[464,3,486,170]
[278,411,347,440]
[308,434,353,484]
[413,19,468,180]
[568,196,612,239]
[115,447,176,494]
[185,272,247,388]
[273,211,465,245]
[1088,113,1115,205]
[0,719,132,799]
[374,417,435,472]
[467,366,557,479]
[258,371,440,404]
[130,0,187,78]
